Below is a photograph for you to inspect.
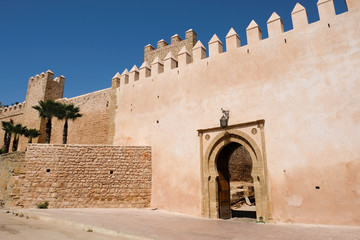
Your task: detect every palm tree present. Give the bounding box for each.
[1,120,14,153]
[57,103,82,144]
[32,100,62,144]
[2,121,9,152]
[24,128,41,143]
[11,124,26,152]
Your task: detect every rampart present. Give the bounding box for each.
[111,0,360,225]
[0,103,26,151]
[0,102,25,120]
[24,70,65,145]
[51,88,112,145]
[144,29,197,64]
[0,72,111,150]
[9,144,151,209]
[0,0,359,227]
[0,152,25,208]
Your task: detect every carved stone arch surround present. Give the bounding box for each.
[198,122,271,221]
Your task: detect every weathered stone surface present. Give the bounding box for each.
[0,3,360,226]
[0,152,25,208]
[51,89,112,146]
[229,146,253,182]
[6,144,151,209]
[144,29,197,63]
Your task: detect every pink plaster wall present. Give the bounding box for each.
[113,2,360,225]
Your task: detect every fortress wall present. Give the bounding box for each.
[144,29,197,63]
[0,103,25,120]
[17,144,151,208]
[0,103,25,151]
[24,72,55,143]
[19,71,65,149]
[1,76,110,149]
[0,152,25,208]
[113,1,360,225]
[50,88,112,145]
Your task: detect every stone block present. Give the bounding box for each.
[208,34,223,57]
[292,3,308,30]
[317,0,335,21]
[246,20,262,45]
[225,28,240,51]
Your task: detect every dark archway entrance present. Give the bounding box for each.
[201,128,271,222]
[216,142,256,219]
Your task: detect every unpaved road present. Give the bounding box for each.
[0,211,122,240]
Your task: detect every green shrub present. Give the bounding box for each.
[257,216,265,223]
[37,201,49,209]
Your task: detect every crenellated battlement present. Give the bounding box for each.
[113,0,356,89]
[144,29,197,64]
[25,70,65,106]
[0,0,358,224]
[1,69,65,119]
[1,0,359,224]
[27,70,65,89]
[0,102,25,119]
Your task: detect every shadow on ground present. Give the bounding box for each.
[231,209,256,219]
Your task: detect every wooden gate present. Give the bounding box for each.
[217,172,231,219]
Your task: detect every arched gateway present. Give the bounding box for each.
[198,123,271,222]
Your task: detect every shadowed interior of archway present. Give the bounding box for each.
[216,142,256,219]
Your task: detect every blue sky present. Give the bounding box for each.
[0,0,347,106]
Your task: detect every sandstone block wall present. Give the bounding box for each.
[1,84,112,151]
[144,29,197,64]
[0,152,25,208]
[0,103,26,152]
[18,144,151,208]
[0,103,25,120]
[23,71,65,146]
[229,145,252,182]
[51,88,112,145]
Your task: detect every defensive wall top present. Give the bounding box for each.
[112,0,357,89]
[0,69,65,119]
[2,0,358,118]
[27,70,65,89]
[144,29,197,64]
[0,102,25,119]
[57,88,111,106]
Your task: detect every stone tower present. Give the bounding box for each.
[19,70,65,148]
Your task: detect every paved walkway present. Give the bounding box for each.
[12,208,360,240]
[0,211,120,240]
